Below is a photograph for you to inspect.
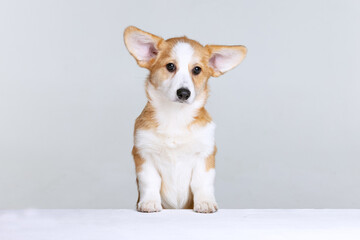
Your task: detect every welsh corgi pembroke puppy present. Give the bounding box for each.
[124,26,247,213]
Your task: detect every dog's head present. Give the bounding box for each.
[124,26,247,105]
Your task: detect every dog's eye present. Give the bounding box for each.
[192,66,202,75]
[166,63,176,72]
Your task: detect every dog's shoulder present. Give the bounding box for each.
[189,107,212,128]
[134,102,158,131]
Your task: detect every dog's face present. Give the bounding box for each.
[124,26,247,104]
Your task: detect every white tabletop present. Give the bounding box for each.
[1,209,359,240]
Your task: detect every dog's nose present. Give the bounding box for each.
[176,88,191,101]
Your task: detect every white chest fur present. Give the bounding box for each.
[135,122,215,209]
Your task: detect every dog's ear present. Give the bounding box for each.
[124,26,163,69]
[206,45,247,77]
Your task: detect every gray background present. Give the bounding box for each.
[1,0,359,209]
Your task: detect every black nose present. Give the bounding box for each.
[176,88,191,101]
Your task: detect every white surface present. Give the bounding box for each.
[0,209,359,240]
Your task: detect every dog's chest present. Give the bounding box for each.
[135,122,215,162]
[135,123,215,208]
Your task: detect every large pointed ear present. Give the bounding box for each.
[124,26,163,69]
[206,45,247,77]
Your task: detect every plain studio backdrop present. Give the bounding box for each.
[0,0,359,209]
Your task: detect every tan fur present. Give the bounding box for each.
[205,146,217,171]
[134,101,158,131]
[136,178,140,204]
[124,26,246,211]
[132,146,145,173]
[128,29,238,181]
[183,192,194,209]
[149,37,212,91]
[189,107,212,128]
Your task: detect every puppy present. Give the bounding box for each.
[124,26,246,213]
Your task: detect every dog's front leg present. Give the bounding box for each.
[191,156,218,213]
[136,160,162,213]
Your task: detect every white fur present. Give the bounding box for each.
[159,42,198,104]
[135,43,217,211]
[135,121,216,209]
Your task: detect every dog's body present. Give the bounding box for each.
[124,27,246,213]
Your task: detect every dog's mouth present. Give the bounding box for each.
[174,99,189,104]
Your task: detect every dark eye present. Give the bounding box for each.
[166,63,176,72]
[192,66,202,75]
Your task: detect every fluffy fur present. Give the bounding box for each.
[124,26,247,213]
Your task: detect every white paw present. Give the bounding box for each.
[194,200,218,213]
[137,200,162,213]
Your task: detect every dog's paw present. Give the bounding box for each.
[137,200,162,213]
[194,200,218,213]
